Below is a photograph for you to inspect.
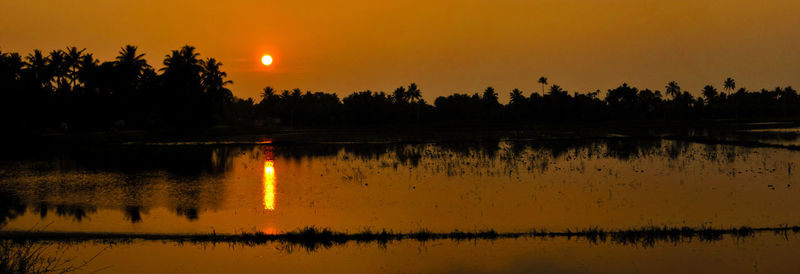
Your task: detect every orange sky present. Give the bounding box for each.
[2,0,799,102]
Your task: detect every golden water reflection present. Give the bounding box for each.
[3,140,800,234]
[263,159,275,211]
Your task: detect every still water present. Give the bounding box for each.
[1,137,799,272]
[20,233,800,273]
[2,139,799,233]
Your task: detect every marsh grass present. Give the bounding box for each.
[0,239,106,274]
[1,225,797,252]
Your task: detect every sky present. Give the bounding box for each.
[2,0,800,102]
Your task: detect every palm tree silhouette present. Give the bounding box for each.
[723,77,735,95]
[483,86,498,101]
[64,47,85,90]
[161,45,203,92]
[702,85,718,103]
[24,50,51,91]
[666,81,681,100]
[261,86,276,100]
[201,58,234,103]
[538,76,548,96]
[392,86,407,104]
[48,50,67,92]
[510,88,525,105]
[200,58,232,91]
[406,83,423,121]
[407,83,421,103]
[0,50,23,89]
[549,84,566,96]
[116,45,149,79]
[77,53,99,94]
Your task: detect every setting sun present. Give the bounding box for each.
[261,55,273,66]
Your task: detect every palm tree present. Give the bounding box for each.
[261,86,275,100]
[260,86,277,112]
[509,88,525,105]
[117,45,148,72]
[723,77,735,95]
[406,83,421,103]
[702,85,718,103]
[482,86,499,104]
[64,47,85,90]
[24,50,51,91]
[201,58,233,103]
[48,50,67,91]
[77,53,99,94]
[405,83,423,121]
[179,45,201,68]
[665,81,681,100]
[200,58,232,91]
[549,84,566,96]
[116,45,150,89]
[161,45,202,92]
[0,51,23,87]
[538,76,548,96]
[392,86,407,104]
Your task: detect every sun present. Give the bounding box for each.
[261,55,273,66]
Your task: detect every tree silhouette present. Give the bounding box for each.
[4,46,800,132]
[538,76,548,96]
[64,47,85,90]
[0,50,23,89]
[24,50,51,91]
[407,83,421,103]
[509,88,525,105]
[77,53,99,94]
[724,77,735,95]
[702,85,718,103]
[482,86,499,104]
[406,83,423,121]
[261,86,276,100]
[48,49,68,92]
[392,86,407,104]
[201,58,233,93]
[161,45,202,92]
[666,81,681,100]
[116,45,149,86]
[159,45,207,125]
[201,58,234,122]
[481,86,501,119]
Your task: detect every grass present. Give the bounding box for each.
[0,239,106,274]
[1,225,798,251]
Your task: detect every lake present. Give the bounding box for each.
[2,127,800,273]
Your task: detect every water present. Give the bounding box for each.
[16,233,800,273]
[2,136,800,272]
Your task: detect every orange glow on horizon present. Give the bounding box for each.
[263,160,276,211]
[4,1,799,100]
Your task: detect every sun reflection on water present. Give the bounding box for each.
[263,156,276,211]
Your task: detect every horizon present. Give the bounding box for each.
[3,0,799,102]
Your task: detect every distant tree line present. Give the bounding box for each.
[2,46,799,131]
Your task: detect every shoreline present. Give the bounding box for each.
[2,225,799,249]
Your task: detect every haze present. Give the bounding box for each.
[2,0,799,101]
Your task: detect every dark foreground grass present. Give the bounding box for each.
[2,225,799,251]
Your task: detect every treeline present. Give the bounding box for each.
[2,46,800,131]
[0,45,251,130]
[243,78,800,126]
